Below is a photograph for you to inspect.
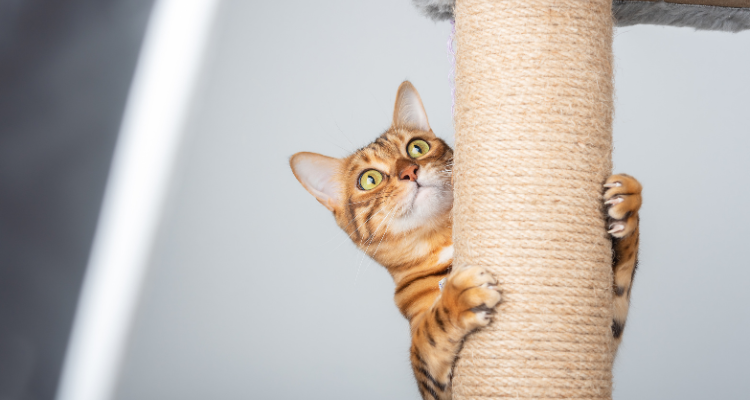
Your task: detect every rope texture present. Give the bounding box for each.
[452,0,615,398]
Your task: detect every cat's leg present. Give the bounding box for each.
[409,266,501,400]
[603,174,642,350]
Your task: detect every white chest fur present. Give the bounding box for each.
[437,244,454,265]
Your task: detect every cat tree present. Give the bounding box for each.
[413,0,750,399]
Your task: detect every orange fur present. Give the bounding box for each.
[604,174,643,348]
[290,81,643,400]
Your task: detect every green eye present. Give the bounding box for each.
[359,169,383,190]
[407,139,430,159]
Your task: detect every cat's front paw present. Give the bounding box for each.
[604,174,642,239]
[441,266,502,331]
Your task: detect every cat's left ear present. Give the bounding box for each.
[392,81,433,135]
[290,152,343,212]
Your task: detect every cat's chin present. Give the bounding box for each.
[391,185,452,233]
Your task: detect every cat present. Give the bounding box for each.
[289,81,642,400]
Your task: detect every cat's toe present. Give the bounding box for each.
[603,174,642,239]
[603,174,642,204]
[443,267,502,331]
[449,266,497,290]
[459,304,496,329]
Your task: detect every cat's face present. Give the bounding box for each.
[291,82,453,253]
[339,127,453,235]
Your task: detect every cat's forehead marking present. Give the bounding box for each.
[351,134,402,164]
[370,135,400,155]
[383,128,411,143]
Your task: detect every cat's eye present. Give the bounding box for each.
[359,169,383,190]
[407,139,430,159]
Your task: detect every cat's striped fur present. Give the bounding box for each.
[290,81,642,400]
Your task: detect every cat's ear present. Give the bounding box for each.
[392,81,432,133]
[290,152,343,212]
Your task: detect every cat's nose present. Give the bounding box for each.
[399,164,419,181]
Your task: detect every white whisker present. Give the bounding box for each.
[354,206,395,285]
[365,206,398,273]
[322,206,370,246]
[327,205,387,255]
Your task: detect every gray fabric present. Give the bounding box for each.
[613,1,750,31]
[412,0,750,31]
[412,0,455,20]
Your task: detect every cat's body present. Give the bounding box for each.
[290,82,642,400]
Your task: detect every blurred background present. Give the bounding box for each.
[1,1,749,400]
[0,1,153,400]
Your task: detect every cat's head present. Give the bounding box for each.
[290,81,453,256]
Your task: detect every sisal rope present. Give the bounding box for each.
[451,0,616,398]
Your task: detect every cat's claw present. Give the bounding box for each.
[475,310,493,325]
[603,182,622,188]
[608,224,625,234]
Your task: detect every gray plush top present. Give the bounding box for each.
[413,0,750,32]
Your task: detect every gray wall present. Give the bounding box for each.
[116,1,750,399]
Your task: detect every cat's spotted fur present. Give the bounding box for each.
[290,81,642,400]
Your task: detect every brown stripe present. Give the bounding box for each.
[419,381,440,400]
[395,265,452,294]
[412,347,426,367]
[434,308,447,333]
[611,319,625,339]
[417,366,447,392]
[425,325,436,347]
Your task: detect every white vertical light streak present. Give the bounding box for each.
[55,1,220,399]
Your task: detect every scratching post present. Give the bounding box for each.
[411,0,750,396]
[450,0,615,398]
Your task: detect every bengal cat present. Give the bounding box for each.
[289,81,642,400]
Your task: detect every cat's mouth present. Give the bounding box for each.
[402,177,450,216]
[389,170,452,233]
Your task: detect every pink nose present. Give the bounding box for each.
[399,164,419,181]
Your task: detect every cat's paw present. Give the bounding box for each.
[441,266,502,331]
[604,174,642,239]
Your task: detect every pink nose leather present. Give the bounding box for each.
[399,164,419,181]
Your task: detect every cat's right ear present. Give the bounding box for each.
[290,152,343,212]
[392,81,431,133]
